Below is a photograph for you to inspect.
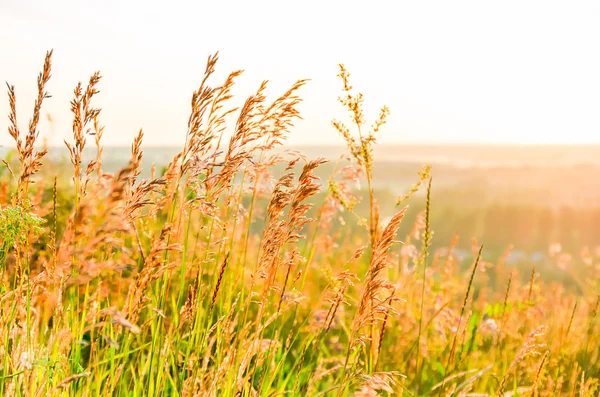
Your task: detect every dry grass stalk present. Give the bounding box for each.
[209,252,230,312]
[532,350,549,397]
[6,50,53,205]
[353,208,407,336]
[65,71,102,196]
[125,224,180,323]
[497,326,549,395]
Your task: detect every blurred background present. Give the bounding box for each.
[2,0,600,270]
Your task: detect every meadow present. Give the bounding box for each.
[1,51,599,396]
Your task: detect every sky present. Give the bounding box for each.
[1,0,600,146]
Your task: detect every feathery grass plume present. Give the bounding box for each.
[179,53,220,174]
[325,268,361,335]
[6,50,53,205]
[328,177,358,212]
[124,224,179,323]
[257,167,295,286]
[255,158,326,296]
[55,164,143,281]
[275,158,327,299]
[497,326,548,395]
[66,72,102,177]
[396,164,432,206]
[301,244,365,359]
[124,177,167,224]
[210,79,309,201]
[177,56,244,204]
[260,79,309,150]
[177,55,245,224]
[332,64,389,246]
[155,152,182,210]
[339,207,407,394]
[354,208,407,330]
[332,66,401,383]
[353,371,400,396]
[130,129,144,185]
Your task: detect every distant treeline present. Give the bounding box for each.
[260,187,600,256]
[363,188,600,255]
[4,146,599,256]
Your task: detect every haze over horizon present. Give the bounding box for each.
[1,0,600,147]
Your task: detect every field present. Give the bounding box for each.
[1,51,599,396]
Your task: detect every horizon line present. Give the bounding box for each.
[2,142,600,149]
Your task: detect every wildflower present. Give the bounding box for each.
[556,252,572,270]
[581,246,593,266]
[479,313,498,337]
[548,243,562,257]
[311,309,329,330]
[400,244,418,259]
[19,351,33,370]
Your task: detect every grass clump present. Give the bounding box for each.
[0,51,599,397]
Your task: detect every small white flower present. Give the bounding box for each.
[19,351,33,370]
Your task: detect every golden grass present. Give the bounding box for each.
[0,51,599,396]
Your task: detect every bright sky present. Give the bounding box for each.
[1,0,600,146]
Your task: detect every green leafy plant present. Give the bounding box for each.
[0,204,45,265]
